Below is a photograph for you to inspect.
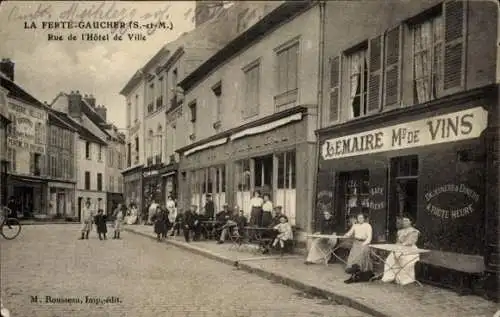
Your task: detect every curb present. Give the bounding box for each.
[125,227,390,317]
[19,222,80,225]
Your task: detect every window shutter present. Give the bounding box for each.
[384,26,402,108]
[443,0,467,92]
[367,36,383,113]
[328,56,340,122]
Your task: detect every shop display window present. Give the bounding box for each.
[338,170,370,230]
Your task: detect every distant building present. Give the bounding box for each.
[0,86,10,206]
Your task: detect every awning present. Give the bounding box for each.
[230,113,303,141]
[8,174,46,184]
[185,137,228,157]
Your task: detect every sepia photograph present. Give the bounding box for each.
[0,0,499,316]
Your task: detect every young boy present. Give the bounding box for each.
[79,200,94,240]
[94,209,108,240]
[272,216,293,252]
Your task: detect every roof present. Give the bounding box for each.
[119,69,143,96]
[0,72,47,109]
[47,111,78,132]
[49,108,107,146]
[179,0,314,92]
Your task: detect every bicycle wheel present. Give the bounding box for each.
[1,218,21,240]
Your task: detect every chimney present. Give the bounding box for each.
[68,90,82,118]
[96,105,107,122]
[0,58,15,81]
[195,1,223,27]
[84,94,96,108]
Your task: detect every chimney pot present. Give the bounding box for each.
[0,58,15,81]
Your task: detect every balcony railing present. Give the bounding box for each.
[169,93,184,112]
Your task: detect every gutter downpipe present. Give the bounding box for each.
[310,0,326,234]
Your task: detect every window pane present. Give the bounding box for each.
[277,153,285,189]
[287,44,298,91]
[287,151,296,189]
[221,166,226,192]
[277,51,287,94]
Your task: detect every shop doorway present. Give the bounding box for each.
[13,186,34,217]
[78,197,82,221]
[389,155,419,242]
[57,193,66,216]
[254,155,273,195]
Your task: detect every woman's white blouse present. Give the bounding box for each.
[262,201,273,212]
[250,197,264,207]
[346,223,373,243]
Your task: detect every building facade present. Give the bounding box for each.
[51,91,110,217]
[0,86,10,206]
[176,2,319,233]
[1,60,49,217]
[103,123,126,213]
[315,0,498,295]
[46,111,78,218]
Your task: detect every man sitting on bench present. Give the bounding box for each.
[217,209,239,244]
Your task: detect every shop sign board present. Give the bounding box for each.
[7,101,47,154]
[321,107,488,160]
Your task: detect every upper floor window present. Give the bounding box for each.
[157,77,164,110]
[347,47,368,118]
[84,171,90,190]
[35,123,43,144]
[97,173,103,191]
[172,68,178,92]
[243,63,260,118]
[212,82,222,123]
[157,125,163,163]
[413,14,444,104]
[85,141,91,159]
[134,94,139,121]
[147,83,155,113]
[276,43,298,96]
[127,101,132,127]
[188,101,197,139]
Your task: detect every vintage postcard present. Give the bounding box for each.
[0,1,498,316]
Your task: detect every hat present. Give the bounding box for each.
[274,206,283,210]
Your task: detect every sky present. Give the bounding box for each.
[0,1,197,129]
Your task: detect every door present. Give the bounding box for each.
[78,197,83,221]
[57,192,65,216]
[254,155,273,195]
[235,159,251,218]
[275,151,297,225]
[389,155,419,242]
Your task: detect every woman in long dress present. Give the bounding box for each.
[126,203,138,225]
[381,216,420,285]
[340,213,373,283]
[166,195,177,225]
[261,194,273,227]
[305,211,336,264]
[153,206,169,242]
[249,191,263,226]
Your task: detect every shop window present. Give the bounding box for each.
[235,159,251,191]
[277,151,296,189]
[254,155,273,191]
[346,46,368,118]
[85,171,90,190]
[393,155,419,177]
[338,170,370,230]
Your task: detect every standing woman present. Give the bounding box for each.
[166,195,177,225]
[340,213,373,283]
[153,206,168,242]
[249,191,263,226]
[261,194,273,227]
[94,209,108,240]
[113,204,125,239]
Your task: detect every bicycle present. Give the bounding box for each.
[0,206,22,240]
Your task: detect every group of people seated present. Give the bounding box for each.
[305,211,421,285]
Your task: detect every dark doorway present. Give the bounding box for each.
[254,155,273,195]
[389,155,419,242]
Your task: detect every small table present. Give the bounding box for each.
[369,244,430,286]
[305,234,349,266]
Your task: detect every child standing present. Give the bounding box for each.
[79,200,94,240]
[94,209,108,240]
[272,216,293,252]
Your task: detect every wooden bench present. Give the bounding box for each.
[415,250,484,296]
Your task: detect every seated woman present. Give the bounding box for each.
[381,216,420,285]
[340,213,373,284]
[305,210,336,264]
[126,203,138,225]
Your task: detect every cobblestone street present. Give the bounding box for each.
[0,225,372,317]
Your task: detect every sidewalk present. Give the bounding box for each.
[125,225,498,317]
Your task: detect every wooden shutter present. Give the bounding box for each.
[328,56,340,122]
[384,26,402,108]
[443,0,467,92]
[369,167,388,243]
[367,36,383,113]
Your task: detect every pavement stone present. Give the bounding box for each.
[0,224,371,317]
[125,224,500,317]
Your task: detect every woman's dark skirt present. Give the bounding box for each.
[261,211,272,227]
[249,206,262,226]
[154,221,167,235]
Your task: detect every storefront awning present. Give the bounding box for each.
[185,137,228,157]
[161,171,177,177]
[8,175,46,184]
[230,113,303,141]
